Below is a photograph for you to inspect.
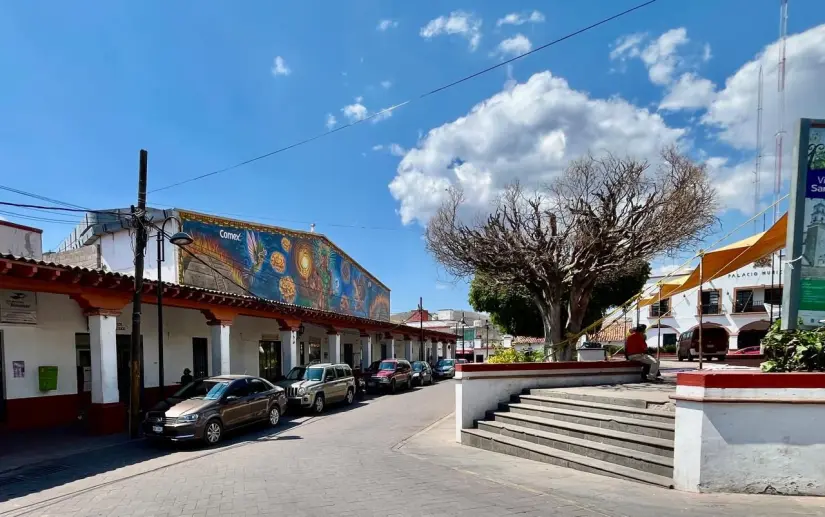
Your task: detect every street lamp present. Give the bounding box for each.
[156,216,192,397]
[485,321,490,362]
[459,312,467,361]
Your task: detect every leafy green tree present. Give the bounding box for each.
[469,262,650,338]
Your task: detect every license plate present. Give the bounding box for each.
[152,425,163,434]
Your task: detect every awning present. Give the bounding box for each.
[639,213,787,304]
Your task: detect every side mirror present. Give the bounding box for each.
[225,395,239,403]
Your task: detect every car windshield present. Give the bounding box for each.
[305,368,325,381]
[201,381,230,401]
[437,359,455,368]
[413,362,425,371]
[172,379,205,399]
[379,361,396,371]
[285,367,306,380]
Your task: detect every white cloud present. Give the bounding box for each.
[702,43,713,62]
[493,34,532,58]
[372,144,384,151]
[610,32,646,61]
[388,71,685,225]
[420,11,482,51]
[640,28,689,85]
[496,10,544,27]
[703,24,825,149]
[342,102,368,122]
[271,56,291,77]
[389,143,407,157]
[377,19,399,31]
[380,80,392,89]
[611,28,689,85]
[659,73,716,111]
[340,98,394,124]
[651,263,692,277]
[325,113,338,130]
[435,281,451,290]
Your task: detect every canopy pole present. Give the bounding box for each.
[657,287,662,362]
[698,251,705,371]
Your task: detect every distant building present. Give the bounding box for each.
[391,308,502,362]
[0,220,42,260]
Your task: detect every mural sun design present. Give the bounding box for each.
[270,251,287,274]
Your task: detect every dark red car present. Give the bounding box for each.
[365,359,412,394]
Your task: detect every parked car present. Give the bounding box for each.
[279,363,356,413]
[677,327,730,361]
[411,361,433,386]
[366,359,412,394]
[144,375,286,446]
[729,346,761,355]
[433,358,458,379]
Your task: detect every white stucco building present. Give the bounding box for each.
[634,261,784,352]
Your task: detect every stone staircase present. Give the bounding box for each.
[461,388,675,488]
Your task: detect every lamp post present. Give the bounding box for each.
[485,322,490,362]
[459,312,467,361]
[156,216,193,397]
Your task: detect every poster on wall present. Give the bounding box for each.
[177,211,391,321]
[0,290,37,325]
[12,361,25,378]
[792,121,825,327]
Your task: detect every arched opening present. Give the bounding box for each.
[737,320,771,350]
[646,324,679,351]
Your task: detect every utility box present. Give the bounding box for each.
[38,365,58,391]
[577,343,606,362]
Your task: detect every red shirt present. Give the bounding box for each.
[625,333,647,356]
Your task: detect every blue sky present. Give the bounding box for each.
[2,1,825,313]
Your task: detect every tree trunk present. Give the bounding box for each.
[563,282,595,361]
[533,292,562,361]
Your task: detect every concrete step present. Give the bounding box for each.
[477,420,673,478]
[490,410,674,457]
[515,394,675,424]
[503,403,675,440]
[461,428,673,488]
[527,388,649,409]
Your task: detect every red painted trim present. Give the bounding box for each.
[0,220,43,234]
[456,360,641,372]
[461,369,641,380]
[678,371,825,389]
[670,394,825,404]
[4,394,79,430]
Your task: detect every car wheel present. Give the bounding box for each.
[390,380,397,394]
[677,350,684,362]
[268,405,281,427]
[345,388,355,405]
[428,376,434,386]
[203,419,222,446]
[313,393,325,414]
[687,350,694,362]
[719,355,726,362]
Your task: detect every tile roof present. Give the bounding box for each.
[588,319,632,343]
[0,254,454,341]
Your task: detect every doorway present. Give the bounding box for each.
[381,343,387,360]
[192,337,208,379]
[115,335,143,408]
[0,331,6,423]
[259,340,282,382]
[343,343,354,366]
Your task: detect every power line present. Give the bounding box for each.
[147,0,660,195]
[0,185,89,210]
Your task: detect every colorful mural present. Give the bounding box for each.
[177,211,391,321]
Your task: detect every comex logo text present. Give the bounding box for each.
[219,229,242,241]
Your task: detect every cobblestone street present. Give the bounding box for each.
[0,381,820,517]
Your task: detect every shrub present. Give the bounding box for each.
[488,346,544,364]
[761,319,825,372]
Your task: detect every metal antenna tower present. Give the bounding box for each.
[755,65,764,232]
[773,0,788,224]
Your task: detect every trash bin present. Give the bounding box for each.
[577,342,606,362]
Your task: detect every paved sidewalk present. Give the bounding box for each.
[398,413,822,517]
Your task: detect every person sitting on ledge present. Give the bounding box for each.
[625,325,661,382]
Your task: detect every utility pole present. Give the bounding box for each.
[129,149,149,439]
[418,297,424,361]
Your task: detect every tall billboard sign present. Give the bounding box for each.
[177,211,391,321]
[782,119,825,329]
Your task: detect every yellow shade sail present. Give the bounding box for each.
[638,213,787,304]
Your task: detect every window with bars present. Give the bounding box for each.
[650,298,671,317]
[734,289,757,313]
[699,290,722,315]
[764,287,783,306]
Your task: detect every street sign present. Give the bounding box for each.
[782,118,825,329]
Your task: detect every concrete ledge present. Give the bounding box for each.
[673,371,825,496]
[455,361,644,443]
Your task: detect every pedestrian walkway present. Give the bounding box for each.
[399,411,820,517]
